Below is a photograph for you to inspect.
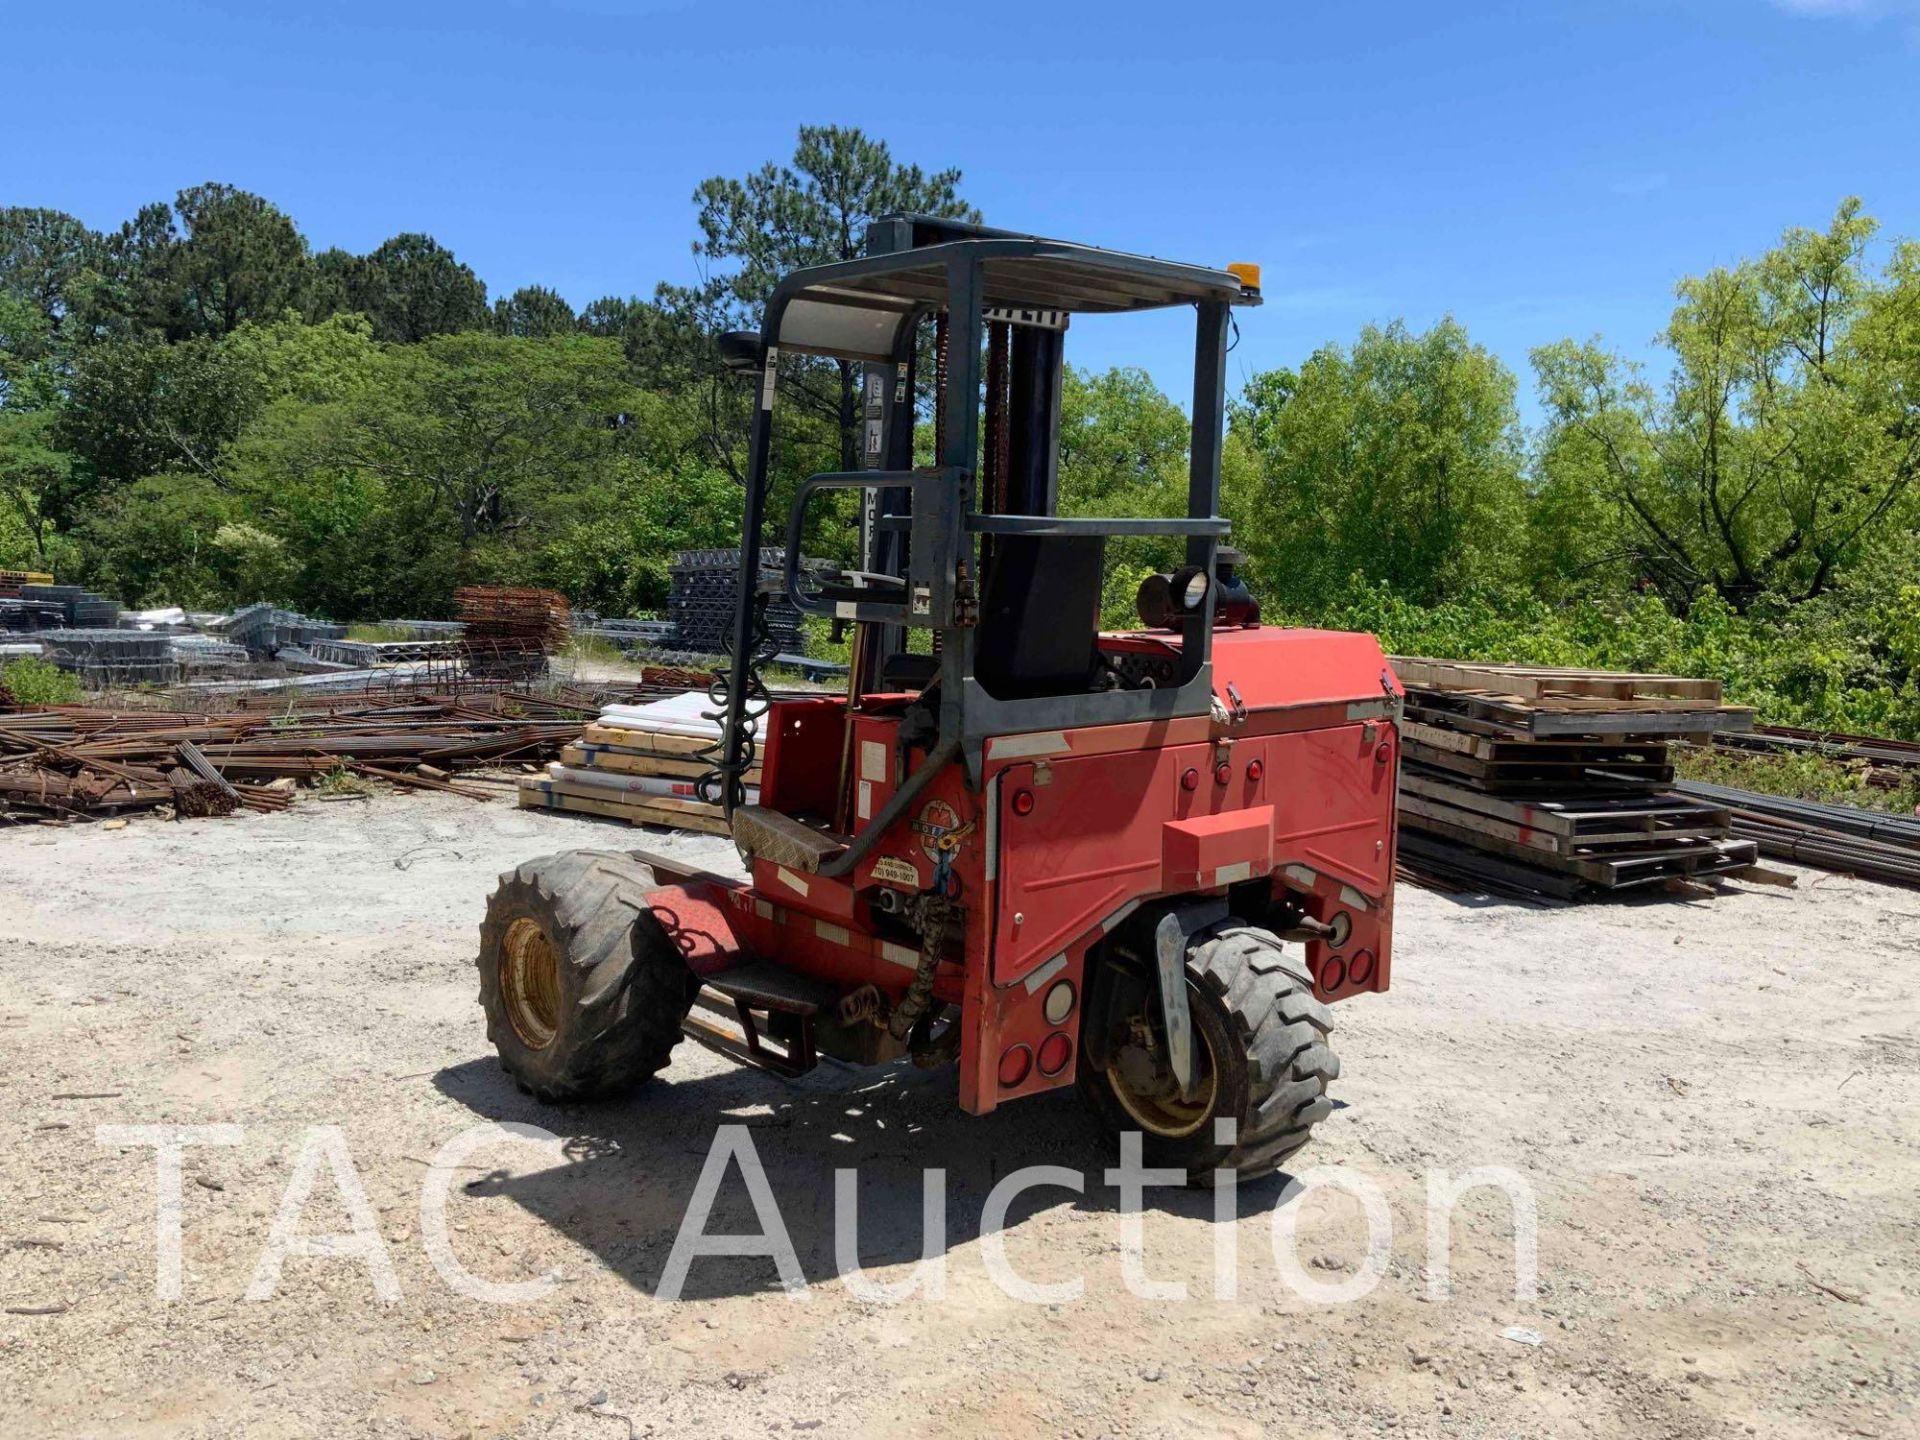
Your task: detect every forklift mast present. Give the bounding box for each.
[853,215,1067,679]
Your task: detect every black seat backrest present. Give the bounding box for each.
[973,535,1105,699]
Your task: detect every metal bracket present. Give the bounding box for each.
[1151,898,1228,1101]
[1380,667,1405,722]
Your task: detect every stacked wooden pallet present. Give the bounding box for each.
[1390,658,1761,898]
[515,692,741,835]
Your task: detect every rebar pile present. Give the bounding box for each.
[1675,780,1920,888]
[457,586,571,679]
[1713,723,1920,773]
[0,689,597,822]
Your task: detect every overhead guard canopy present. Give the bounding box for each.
[767,237,1262,365]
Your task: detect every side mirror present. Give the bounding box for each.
[717,331,765,378]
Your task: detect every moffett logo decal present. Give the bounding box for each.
[911,800,976,892]
[911,799,973,864]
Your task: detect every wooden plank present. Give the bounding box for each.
[1395,795,1721,858]
[561,744,761,784]
[1399,808,1574,866]
[1396,831,1585,900]
[578,724,717,757]
[1528,707,1752,738]
[1398,720,1493,757]
[1400,720,1668,763]
[1391,657,1724,703]
[1404,745,1673,779]
[1409,691,1749,738]
[1402,809,1753,886]
[1570,826,1729,849]
[1402,679,1750,735]
[1400,773,1726,835]
[1577,839,1759,884]
[1403,701,1533,740]
[1398,793,1565,855]
[516,781,733,835]
[532,773,726,816]
[1401,774,1579,836]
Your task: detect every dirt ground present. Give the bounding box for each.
[1,789,1915,1440]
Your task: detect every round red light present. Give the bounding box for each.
[1214,761,1231,786]
[1037,1032,1073,1077]
[1246,759,1264,782]
[1348,949,1375,986]
[1012,788,1035,816]
[998,1044,1033,1088]
[1181,768,1200,791]
[1320,954,1347,995]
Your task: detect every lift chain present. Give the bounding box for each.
[698,590,780,811]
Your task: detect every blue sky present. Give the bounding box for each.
[6,0,1917,426]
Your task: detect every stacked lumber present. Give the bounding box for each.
[517,692,739,835]
[1390,658,1761,899]
[0,569,56,599]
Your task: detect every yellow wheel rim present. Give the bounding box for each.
[501,918,561,1050]
[1106,1020,1220,1140]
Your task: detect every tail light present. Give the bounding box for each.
[1037,1032,1073,1077]
[998,1044,1033,1088]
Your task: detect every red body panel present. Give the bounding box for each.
[699,626,1401,1117]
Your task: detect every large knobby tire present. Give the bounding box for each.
[476,849,698,1103]
[1079,923,1339,1184]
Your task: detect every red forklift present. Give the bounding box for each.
[478,217,1401,1181]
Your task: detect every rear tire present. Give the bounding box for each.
[476,849,698,1102]
[1078,923,1339,1183]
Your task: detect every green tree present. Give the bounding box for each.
[225,332,641,614]
[0,295,75,563]
[53,314,380,520]
[0,207,105,339]
[1230,317,1526,609]
[492,285,576,338]
[305,246,364,322]
[75,470,237,605]
[1055,366,1194,621]
[100,185,313,341]
[664,125,978,477]
[350,233,488,342]
[1532,199,1920,612]
[0,409,71,567]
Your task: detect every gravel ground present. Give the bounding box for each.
[1,790,1916,1439]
